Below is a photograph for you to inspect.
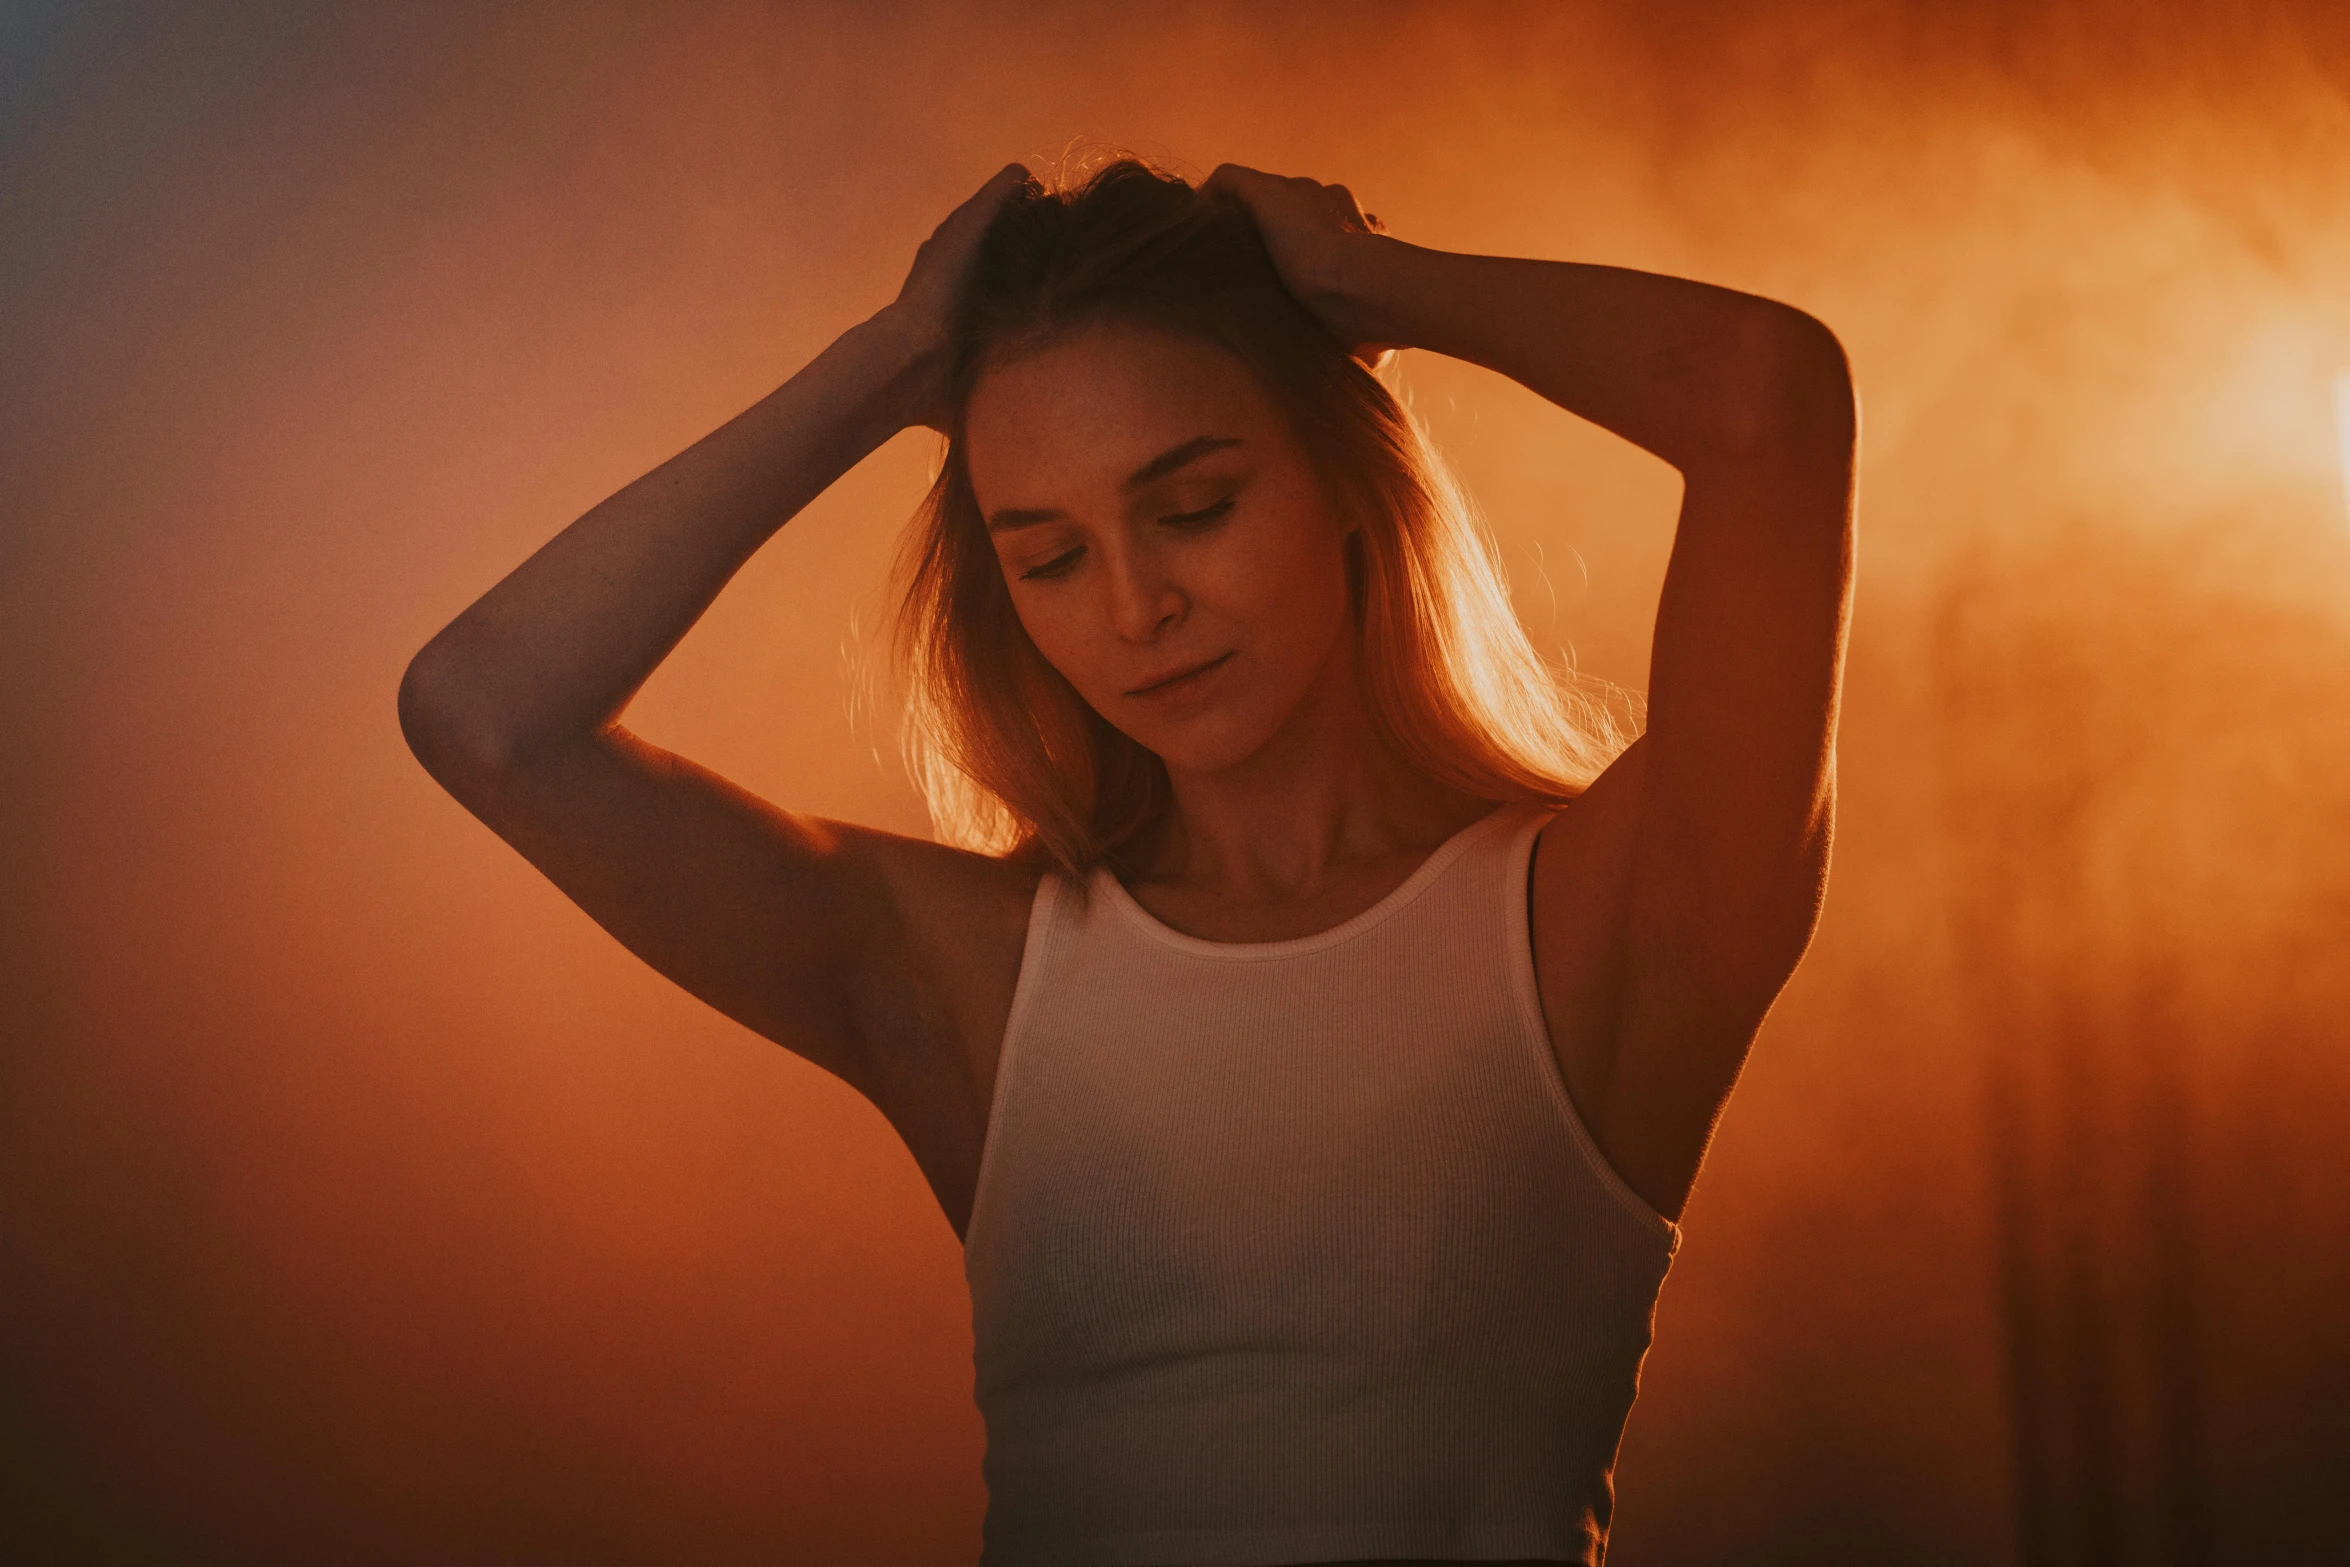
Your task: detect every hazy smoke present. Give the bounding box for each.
[4,3,2346,1560]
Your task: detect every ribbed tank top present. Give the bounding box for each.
[963,803,1681,1567]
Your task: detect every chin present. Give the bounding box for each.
[1128,710,1282,778]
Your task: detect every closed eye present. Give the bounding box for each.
[1164,495,1236,530]
[1018,496,1237,582]
[1020,547,1084,581]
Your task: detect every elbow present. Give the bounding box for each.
[397,638,517,804]
[1712,305,1857,472]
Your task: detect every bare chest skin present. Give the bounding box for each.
[888,771,1659,1245]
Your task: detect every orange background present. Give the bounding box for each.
[5,3,2348,1560]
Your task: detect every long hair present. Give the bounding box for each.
[892,155,1626,878]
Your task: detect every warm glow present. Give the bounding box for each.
[2335,369,2350,529]
[8,5,2350,1563]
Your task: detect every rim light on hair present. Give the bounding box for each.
[891,155,1631,878]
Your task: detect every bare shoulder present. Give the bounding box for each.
[1527,738,1648,1068]
[1528,728,1827,1220]
[1525,739,1680,1212]
[826,822,1045,1101]
[816,824,1043,1239]
[1535,738,1649,864]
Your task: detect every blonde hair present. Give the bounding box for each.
[892,157,1626,877]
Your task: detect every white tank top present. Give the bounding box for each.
[963,802,1681,1567]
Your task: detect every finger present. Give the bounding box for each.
[974,162,1031,203]
[1202,162,1279,204]
[1323,183,1378,226]
[936,162,1033,240]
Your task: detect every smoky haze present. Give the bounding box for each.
[4,2,2346,1561]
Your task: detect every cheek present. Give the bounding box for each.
[1229,514,1354,647]
[1004,578,1112,691]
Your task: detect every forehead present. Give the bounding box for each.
[962,322,1285,506]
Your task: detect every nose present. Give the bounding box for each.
[1106,539,1185,644]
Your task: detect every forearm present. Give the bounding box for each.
[1343,238,1851,480]
[400,310,934,785]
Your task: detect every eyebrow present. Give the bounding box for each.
[984,435,1245,533]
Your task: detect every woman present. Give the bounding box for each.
[400,157,1855,1566]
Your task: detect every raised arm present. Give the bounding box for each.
[1206,166,1856,1214]
[398,168,1039,1186]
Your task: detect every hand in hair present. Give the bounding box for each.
[880,162,1035,431]
[1200,163,1398,369]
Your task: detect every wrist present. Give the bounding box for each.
[860,303,948,376]
[1330,234,1420,352]
[833,306,951,434]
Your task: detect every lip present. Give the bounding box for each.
[1125,650,1235,700]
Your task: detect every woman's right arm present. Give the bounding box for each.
[398,167,1038,1133]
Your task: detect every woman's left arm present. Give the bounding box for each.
[1352,239,1857,993]
[1207,168,1856,1208]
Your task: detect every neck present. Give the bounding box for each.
[1135,637,1491,900]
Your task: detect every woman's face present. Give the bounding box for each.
[963,321,1358,776]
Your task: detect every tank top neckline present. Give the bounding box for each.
[1088,800,1544,962]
